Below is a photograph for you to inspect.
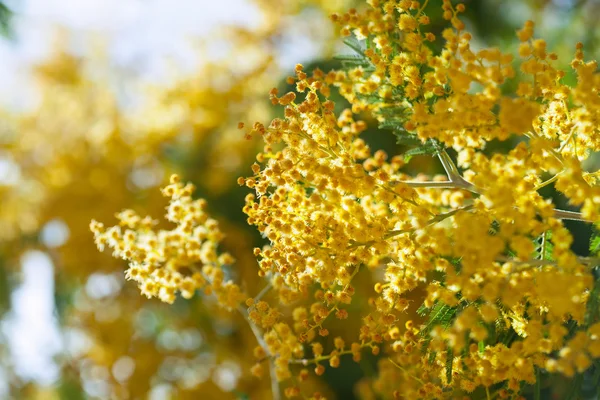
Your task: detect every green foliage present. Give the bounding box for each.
[590,230,600,256]
[332,53,371,68]
[57,378,86,400]
[446,348,453,384]
[375,113,436,162]
[391,132,419,146]
[561,277,600,399]
[534,368,541,400]
[564,373,584,400]
[403,143,437,162]
[0,2,11,37]
[585,278,600,329]
[534,231,554,261]
[335,37,374,71]
[587,361,600,398]
[0,259,10,316]
[418,302,458,334]
[377,107,410,131]
[342,37,365,57]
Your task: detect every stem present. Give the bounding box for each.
[390,148,478,193]
[437,147,476,189]
[236,304,282,400]
[497,255,600,268]
[526,130,564,163]
[534,170,563,191]
[539,231,546,261]
[236,305,269,350]
[388,358,425,385]
[348,204,475,249]
[299,265,361,337]
[553,208,593,222]
[253,282,273,303]
[288,346,363,365]
[387,188,591,223]
[396,180,473,190]
[270,359,281,400]
[436,147,459,178]
[384,204,474,240]
[201,272,274,365]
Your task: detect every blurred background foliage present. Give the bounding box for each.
[0,0,598,399]
[0,2,11,38]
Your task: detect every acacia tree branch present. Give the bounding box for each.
[236,304,281,400]
[390,147,477,193]
[496,255,600,268]
[436,146,478,191]
[253,282,273,303]
[270,359,281,400]
[394,180,476,191]
[553,209,593,222]
[390,145,594,224]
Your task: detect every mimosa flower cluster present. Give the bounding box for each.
[93,1,600,399]
[91,175,244,306]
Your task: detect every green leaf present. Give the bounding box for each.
[377,104,409,119]
[427,349,436,364]
[333,54,366,62]
[355,92,384,104]
[333,54,371,69]
[534,230,554,261]
[394,132,422,147]
[585,278,600,328]
[499,327,517,347]
[534,368,541,400]
[446,348,453,383]
[564,373,583,400]
[566,318,579,337]
[403,144,437,162]
[377,120,404,131]
[416,303,430,317]
[591,361,600,397]
[418,302,458,360]
[590,232,600,256]
[343,37,366,56]
[421,302,457,335]
[335,37,376,72]
[0,3,12,37]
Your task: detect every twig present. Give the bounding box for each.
[388,358,426,385]
[393,180,474,190]
[384,204,474,240]
[270,359,282,400]
[436,147,478,192]
[497,255,600,268]
[390,148,478,193]
[288,347,360,365]
[200,270,280,399]
[348,204,475,249]
[534,170,564,191]
[236,304,282,400]
[553,208,593,223]
[253,281,273,303]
